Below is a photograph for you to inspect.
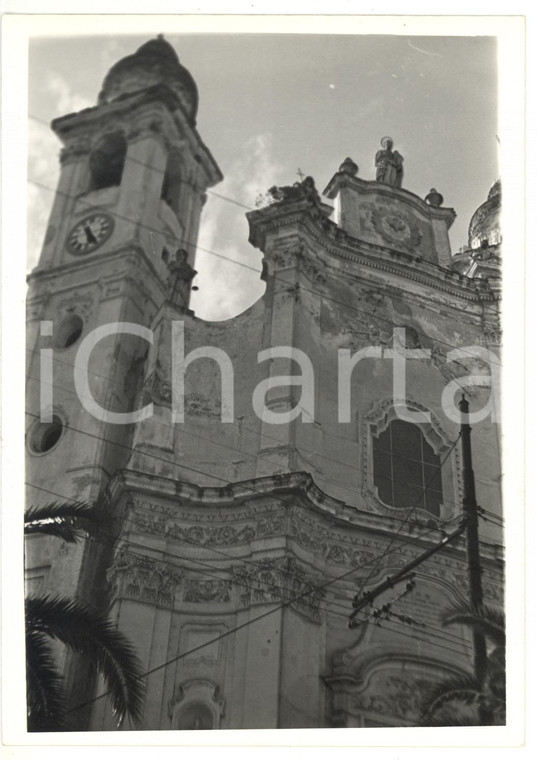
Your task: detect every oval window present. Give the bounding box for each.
[29,416,64,454]
[55,314,84,349]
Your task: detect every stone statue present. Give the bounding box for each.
[375,137,404,188]
[166,248,196,309]
[267,175,320,205]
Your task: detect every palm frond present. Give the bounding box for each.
[441,600,505,646]
[420,709,480,727]
[26,630,67,731]
[24,502,109,543]
[26,596,144,726]
[421,672,482,721]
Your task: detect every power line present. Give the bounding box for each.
[25,362,481,515]
[24,427,494,721]
[64,516,471,718]
[343,436,463,614]
[24,478,487,658]
[26,174,502,368]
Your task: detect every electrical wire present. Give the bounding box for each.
[24,112,503,720]
[26,172,502,368]
[25,481,476,651]
[25,360,479,515]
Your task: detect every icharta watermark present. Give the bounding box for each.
[37,321,500,426]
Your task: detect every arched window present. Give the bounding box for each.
[160,151,182,211]
[89,132,127,191]
[372,418,442,516]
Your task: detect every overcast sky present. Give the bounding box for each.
[28,32,499,320]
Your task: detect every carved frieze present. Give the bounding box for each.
[184,392,222,419]
[183,579,232,603]
[57,290,94,320]
[348,673,432,723]
[235,556,323,623]
[107,549,182,608]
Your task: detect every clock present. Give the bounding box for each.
[372,206,422,251]
[66,213,114,255]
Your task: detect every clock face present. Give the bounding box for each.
[66,213,114,254]
[371,206,422,251]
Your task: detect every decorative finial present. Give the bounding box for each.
[157,33,165,40]
[339,157,358,176]
[425,188,444,207]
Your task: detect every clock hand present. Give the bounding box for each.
[84,224,98,245]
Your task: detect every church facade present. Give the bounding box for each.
[25,38,503,730]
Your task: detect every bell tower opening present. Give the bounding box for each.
[88,131,127,191]
[160,150,182,213]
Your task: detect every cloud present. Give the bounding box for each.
[193,133,285,322]
[27,110,286,325]
[27,73,93,272]
[27,121,61,272]
[45,71,93,116]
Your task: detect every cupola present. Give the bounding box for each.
[98,36,199,124]
[468,179,501,249]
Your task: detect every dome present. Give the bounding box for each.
[98,36,198,124]
[468,179,502,249]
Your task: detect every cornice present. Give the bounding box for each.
[248,203,498,304]
[27,243,167,302]
[51,84,222,186]
[323,172,457,228]
[104,467,501,566]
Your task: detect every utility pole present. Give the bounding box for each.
[459,394,489,722]
[348,521,467,625]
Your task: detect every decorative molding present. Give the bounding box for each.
[482,321,502,345]
[183,579,232,603]
[126,491,470,574]
[107,549,182,609]
[325,655,465,727]
[110,468,500,565]
[59,136,93,164]
[184,392,223,419]
[235,556,323,623]
[361,398,461,520]
[248,206,498,303]
[168,679,225,729]
[57,290,94,320]
[370,204,423,251]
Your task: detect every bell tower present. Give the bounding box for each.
[25,38,222,605]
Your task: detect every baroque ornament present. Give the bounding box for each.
[107,549,183,609]
[57,290,94,320]
[235,556,323,623]
[183,579,232,603]
[371,206,422,251]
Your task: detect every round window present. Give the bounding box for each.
[29,416,64,454]
[55,314,84,349]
